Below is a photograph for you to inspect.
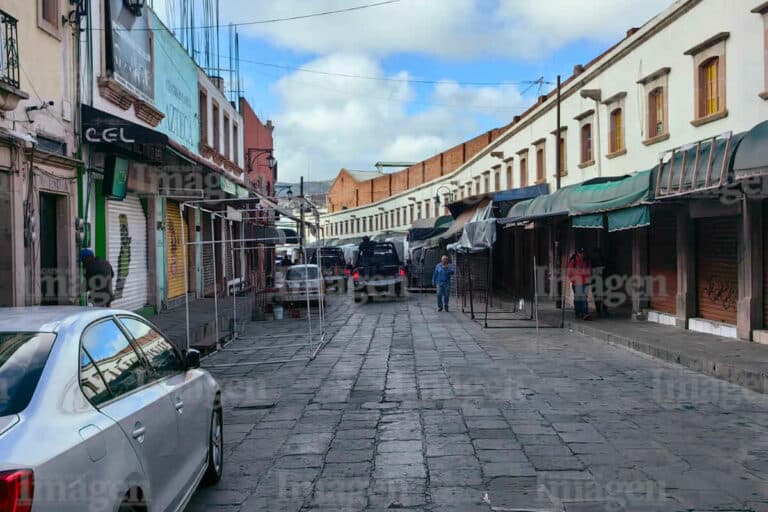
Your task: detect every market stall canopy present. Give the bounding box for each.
[440,199,490,241]
[502,171,653,232]
[655,131,745,197]
[447,183,549,217]
[733,120,768,179]
[408,216,452,242]
[447,202,497,253]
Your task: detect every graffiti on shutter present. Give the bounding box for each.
[165,200,186,300]
[696,216,737,324]
[108,194,148,312]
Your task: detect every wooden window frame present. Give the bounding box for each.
[506,165,513,189]
[199,89,208,146]
[38,0,61,40]
[223,113,231,160]
[519,155,528,187]
[754,4,768,98]
[580,124,593,164]
[233,122,239,166]
[685,32,729,126]
[608,108,625,156]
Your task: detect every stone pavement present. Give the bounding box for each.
[187,292,768,512]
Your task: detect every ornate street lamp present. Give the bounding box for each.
[433,185,454,206]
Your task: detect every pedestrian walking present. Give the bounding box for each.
[432,255,455,312]
[80,248,114,307]
[590,247,607,317]
[567,247,591,320]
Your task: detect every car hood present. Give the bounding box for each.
[0,415,20,436]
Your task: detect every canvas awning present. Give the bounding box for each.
[440,199,490,241]
[733,120,768,179]
[502,171,653,231]
[655,131,745,196]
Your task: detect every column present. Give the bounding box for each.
[676,205,696,328]
[737,197,763,340]
[631,226,649,319]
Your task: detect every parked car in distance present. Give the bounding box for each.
[0,307,223,512]
[352,242,407,303]
[279,264,325,306]
[309,247,348,293]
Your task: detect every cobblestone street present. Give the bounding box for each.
[188,293,768,512]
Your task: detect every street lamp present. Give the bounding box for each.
[433,185,454,206]
[246,148,277,174]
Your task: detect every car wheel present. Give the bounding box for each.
[201,408,223,486]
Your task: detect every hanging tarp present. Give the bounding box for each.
[440,200,489,241]
[733,120,768,178]
[448,219,497,253]
[607,205,650,232]
[572,213,604,229]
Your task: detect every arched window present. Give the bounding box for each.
[609,108,624,153]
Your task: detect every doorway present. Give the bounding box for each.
[39,193,60,305]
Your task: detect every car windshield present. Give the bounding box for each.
[286,267,319,280]
[0,332,57,416]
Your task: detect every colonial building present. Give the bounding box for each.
[322,0,768,341]
[0,0,81,306]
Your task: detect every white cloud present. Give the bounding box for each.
[221,0,674,60]
[269,53,525,182]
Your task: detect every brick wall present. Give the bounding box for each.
[424,155,442,181]
[443,143,465,170]
[240,98,275,196]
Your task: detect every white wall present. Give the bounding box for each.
[322,0,768,237]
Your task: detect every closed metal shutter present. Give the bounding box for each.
[165,200,185,300]
[696,216,738,324]
[108,194,149,312]
[649,208,677,314]
[202,211,215,296]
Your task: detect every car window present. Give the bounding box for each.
[118,317,184,378]
[286,267,319,280]
[0,332,56,416]
[80,320,150,405]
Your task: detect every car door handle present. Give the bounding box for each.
[132,423,146,442]
[174,398,184,413]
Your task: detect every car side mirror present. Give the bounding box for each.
[185,349,201,370]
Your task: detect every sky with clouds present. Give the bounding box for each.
[154,0,673,182]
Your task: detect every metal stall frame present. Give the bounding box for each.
[179,195,328,368]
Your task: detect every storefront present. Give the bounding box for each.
[695,216,738,325]
[165,199,186,301]
[648,207,677,315]
[107,192,150,312]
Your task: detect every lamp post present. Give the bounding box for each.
[433,185,454,214]
[247,148,277,195]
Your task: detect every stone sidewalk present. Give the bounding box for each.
[469,295,768,395]
[187,293,768,511]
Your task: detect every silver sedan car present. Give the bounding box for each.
[0,307,223,512]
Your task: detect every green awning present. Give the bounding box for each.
[733,120,768,178]
[655,132,745,194]
[503,171,653,229]
[607,205,650,232]
[435,215,453,227]
[572,213,604,229]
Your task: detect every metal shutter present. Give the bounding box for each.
[108,194,149,312]
[696,216,738,324]
[165,200,186,300]
[649,208,677,315]
[202,211,215,296]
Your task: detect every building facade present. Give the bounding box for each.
[322,0,768,341]
[0,0,80,307]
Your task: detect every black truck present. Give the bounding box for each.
[309,247,348,293]
[352,241,406,303]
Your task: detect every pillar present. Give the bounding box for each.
[631,227,649,319]
[675,205,696,328]
[737,197,763,340]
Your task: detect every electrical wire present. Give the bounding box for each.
[193,51,552,87]
[105,0,401,31]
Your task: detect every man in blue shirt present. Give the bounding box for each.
[432,255,456,312]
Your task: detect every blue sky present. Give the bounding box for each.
[155,0,673,182]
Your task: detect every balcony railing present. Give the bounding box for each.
[0,10,20,89]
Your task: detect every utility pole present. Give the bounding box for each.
[555,74,561,191]
[299,176,305,263]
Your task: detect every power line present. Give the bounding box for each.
[106,0,401,31]
[193,51,552,87]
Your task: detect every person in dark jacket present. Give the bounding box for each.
[80,248,114,307]
[432,255,456,312]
